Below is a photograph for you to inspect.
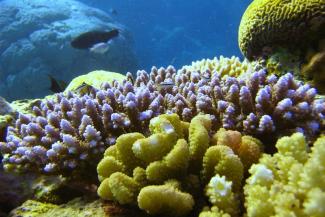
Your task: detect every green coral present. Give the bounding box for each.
[10,197,138,217]
[244,133,325,217]
[97,113,258,216]
[238,0,325,60]
[10,200,57,217]
[64,70,126,93]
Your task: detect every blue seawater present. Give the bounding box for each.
[0,0,252,101]
[80,0,252,70]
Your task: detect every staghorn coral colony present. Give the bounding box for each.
[1,0,325,216]
[0,65,324,177]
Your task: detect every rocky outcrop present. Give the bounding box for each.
[0,0,138,101]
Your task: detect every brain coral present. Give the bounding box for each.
[238,0,325,59]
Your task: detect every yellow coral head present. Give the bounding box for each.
[238,0,325,59]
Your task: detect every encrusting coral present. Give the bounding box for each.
[97,113,263,216]
[0,65,323,177]
[64,70,126,93]
[244,133,325,217]
[238,0,325,60]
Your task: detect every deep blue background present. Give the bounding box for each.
[79,0,252,71]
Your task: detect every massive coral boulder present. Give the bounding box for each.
[238,0,325,60]
[0,0,137,101]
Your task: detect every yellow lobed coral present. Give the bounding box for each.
[211,128,263,173]
[96,114,255,216]
[182,56,261,77]
[244,133,325,217]
[188,114,212,172]
[238,0,325,60]
[201,145,244,193]
[137,181,195,216]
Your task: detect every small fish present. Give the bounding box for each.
[70,29,119,52]
[201,74,211,81]
[48,74,67,93]
[157,81,175,91]
[73,82,96,95]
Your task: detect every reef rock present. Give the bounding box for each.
[0,0,138,101]
[9,198,145,217]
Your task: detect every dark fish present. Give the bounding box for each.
[48,74,67,93]
[71,29,119,50]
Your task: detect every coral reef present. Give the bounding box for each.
[0,66,323,176]
[238,0,325,60]
[0,0,324,214]
[97,113,262,216]
[244,133,325,217]
[181,56,262,77]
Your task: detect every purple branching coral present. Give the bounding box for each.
[0,66,324,176]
